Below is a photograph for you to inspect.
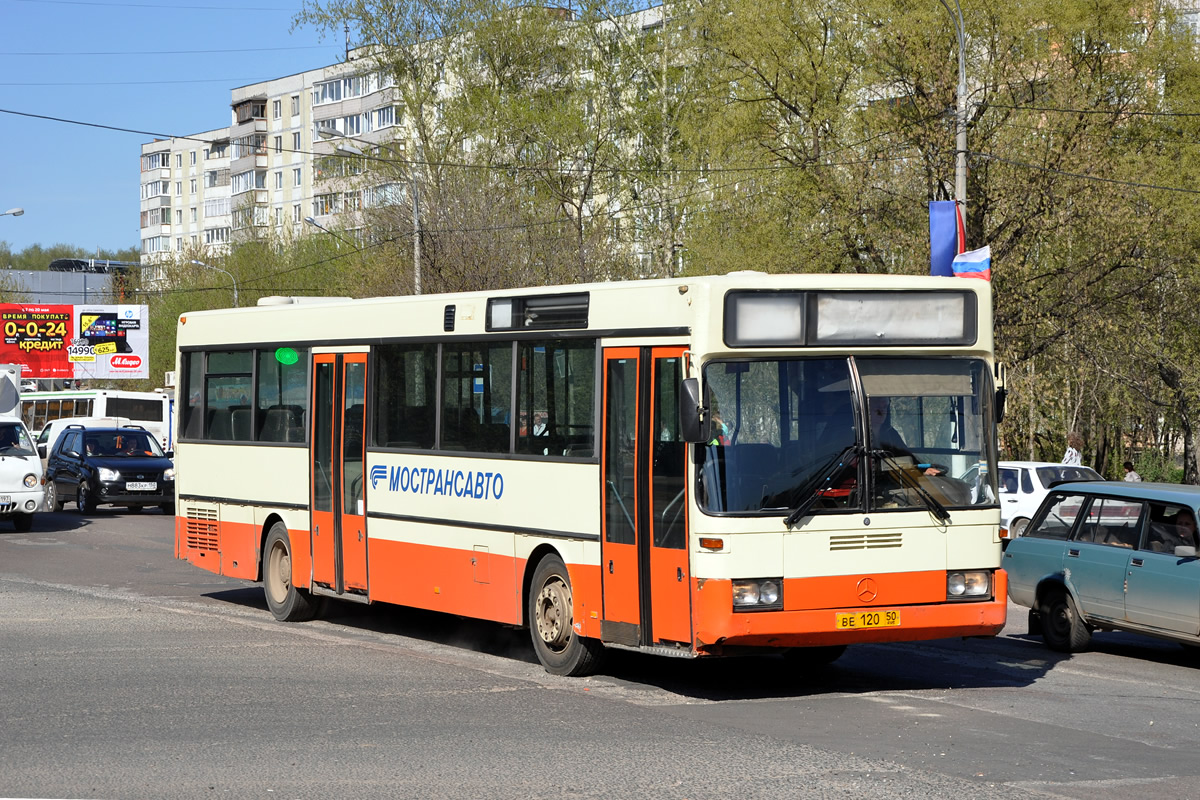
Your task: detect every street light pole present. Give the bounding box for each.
[190,259,239,307]
[304,216,357,249]
[1,207,24,218]
[939,0,968,221]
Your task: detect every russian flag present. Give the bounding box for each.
[952,245,991,281]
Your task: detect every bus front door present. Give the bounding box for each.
[601,347,691,649]
[310,352,369,596]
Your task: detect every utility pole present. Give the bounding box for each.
[939,0,968,225]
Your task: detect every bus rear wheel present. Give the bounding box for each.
[263,523,321,622]
[528,554,603,677]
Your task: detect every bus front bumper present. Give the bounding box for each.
[691,570,1008,652]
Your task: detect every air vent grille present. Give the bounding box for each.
[185,506,219,552]
[444,304,455,331]
[829,532,903,551]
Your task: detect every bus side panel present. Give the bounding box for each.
[691,570,1007,649]
[217,506,259,580]
[566,561,602,640]
[367,534,522,625]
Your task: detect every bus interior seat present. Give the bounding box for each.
[230,406,252,441]
[183,407,208,440]
[207,408,233,440]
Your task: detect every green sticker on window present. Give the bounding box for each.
[275,347,299,365]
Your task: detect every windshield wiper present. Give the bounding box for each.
[873,450,951,523]
[783,445,859,528]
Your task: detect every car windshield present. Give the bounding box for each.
[83,431,163,458]
[0,422,37,457]
[1036,465,1102,487]
[696,357,997,516]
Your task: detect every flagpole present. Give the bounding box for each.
[939,0,968,238]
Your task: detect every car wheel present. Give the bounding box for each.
[528,554,604,676]
[782,645,847,669]
[1039,590,1091,653]
[263,522,322,622]
[77,483,96,515]
[47,482,65,513]
[160,503,175,516]
[12,512,33,533]
[126,505,144,514]
[1010,518,1029,538]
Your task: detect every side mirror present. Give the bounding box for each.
[994,361,1008,424]
[679,377,711,443]
[37,444,46,459]
[165,450,174,460]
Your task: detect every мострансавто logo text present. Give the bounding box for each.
[369,464,504,500]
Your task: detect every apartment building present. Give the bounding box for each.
[139,49,404,266]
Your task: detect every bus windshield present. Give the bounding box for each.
[696,357,997,516]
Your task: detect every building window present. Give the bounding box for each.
[274,171,282,189]
[176,154,182,168]
[190,179,196,194]
[273,99,282,119]
[292,132,301,152]
[190,151,197,165]
[175,209,183,224]
[291,95,300,116]
[274,135,282,154]
[175,181,182,196]
[204,227,231,245]
[204,197,230,217]
[274,207,283,224]
[294,167,301,187]
[176,237,182,251]
[293,204,301,222]
[190,207,197,222]
[142,151,169,171]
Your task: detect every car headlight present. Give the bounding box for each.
[732,578,783,611]
[97,468,119,482]
[163,468,175,481]
[947,570,991,599]
[23,473,37,488]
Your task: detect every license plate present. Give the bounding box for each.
[0,495,9,504]
[126,481,157,491]
[836,609,901,630]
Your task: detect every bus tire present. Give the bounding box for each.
[528,554,603,677]
[782,644,847,669]
[12,513,33,533]
[1039,589,1090,653]
[263,523,321,622]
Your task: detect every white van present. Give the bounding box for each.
[0,416,44,531]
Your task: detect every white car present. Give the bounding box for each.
[0,417,44,531]
[996,460,1102,537]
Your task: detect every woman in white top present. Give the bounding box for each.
[1062,431,1083,466]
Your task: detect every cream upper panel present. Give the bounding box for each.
[176,274,992,357]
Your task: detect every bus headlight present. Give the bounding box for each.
[23,473,37,488]
[732,578,783,611]
[947,570,991,599]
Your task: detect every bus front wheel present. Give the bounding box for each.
[263,523,321,622]
[528,554,603,677]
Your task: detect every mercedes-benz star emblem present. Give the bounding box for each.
[856,577,878,603]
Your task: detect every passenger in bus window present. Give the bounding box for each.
[868,396,940,476]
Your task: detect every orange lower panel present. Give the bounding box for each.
[692,570,1008,650]
[367,538,525,625]
[175,517,312,586]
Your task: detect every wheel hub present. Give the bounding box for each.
[535,578,571,651]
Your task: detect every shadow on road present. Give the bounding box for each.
[201,585,1129,699]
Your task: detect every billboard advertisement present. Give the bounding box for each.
[0,304,149,380]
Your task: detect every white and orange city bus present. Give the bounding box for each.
[173,273,1006,676]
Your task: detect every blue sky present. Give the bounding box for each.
[0,0,345,255]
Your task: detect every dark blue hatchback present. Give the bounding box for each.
[45,425,175,515]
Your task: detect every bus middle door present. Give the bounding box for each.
[601,346,691,649]
[310,351,369,596]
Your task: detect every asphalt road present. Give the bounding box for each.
[2,509,1199,799]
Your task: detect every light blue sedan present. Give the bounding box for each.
[1005,481,1200,653]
